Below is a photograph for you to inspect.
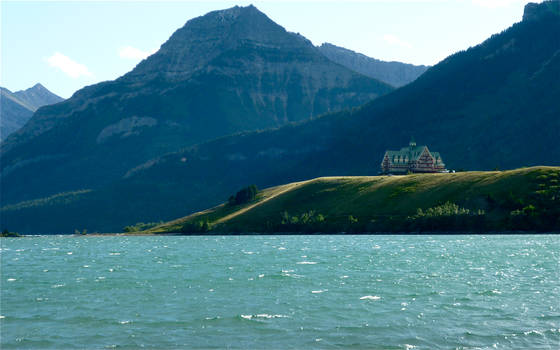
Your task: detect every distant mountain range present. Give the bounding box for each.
[318,43,429,87]
[2,2,559,234]
[0,84,63,140]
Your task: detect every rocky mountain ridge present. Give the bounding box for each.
[0,84,63,140]
[318,43,429,87]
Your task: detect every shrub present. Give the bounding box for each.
[229,185,259,205]
[279,210,327,232]
[1,229,21,237]
[407,202,486,231]
[180,219,211,233]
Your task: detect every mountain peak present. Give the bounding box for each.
[125,5,313,80]
[30,83,46,90]
[523,0,560,21]
[13,83,63,110]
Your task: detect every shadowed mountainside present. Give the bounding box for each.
[0,5,393,205]
[318,43,429,87]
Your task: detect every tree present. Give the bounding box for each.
[229,185,259,205]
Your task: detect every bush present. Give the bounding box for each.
[228,185,259,205]
[279,210,326,232]
[180,219,212,233]
[407,202,486,231]
[1,229,21,237]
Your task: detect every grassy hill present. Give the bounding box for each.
[146,167,560,234]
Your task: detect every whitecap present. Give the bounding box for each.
[7,278,16,282]
[109,253,120,256]
[491,290,502,294]
[524,330,544,336]
[0,315,4,319]
[67,252,73,255]
[297,261,317,265]
[360,295,381,300]
[405,345,416,350]
[241,314,288,320]
[52,284,65,288]
[119,320,131,324]
[311,290,327,294]
[278,247,286,250]
[258,274,264,278]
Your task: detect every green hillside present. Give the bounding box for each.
[147,167,560,234]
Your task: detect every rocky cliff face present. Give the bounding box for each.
[318,43,429,88]
[523,0,559,21]
[127,5,315,81]
[0,5,392,205]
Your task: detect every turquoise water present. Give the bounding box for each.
[1,235,558,349]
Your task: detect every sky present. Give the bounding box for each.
[1,0,539,98]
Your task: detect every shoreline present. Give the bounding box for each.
[3,230,558,237]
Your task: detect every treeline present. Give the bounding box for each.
[247,202,489,233]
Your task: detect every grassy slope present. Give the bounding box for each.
[148,166,560,234]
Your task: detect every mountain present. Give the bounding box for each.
[0,84,63,140]
[3,1,559,234]
[13,83,64,110]
[0,5,393,206]
[318,43,429,87]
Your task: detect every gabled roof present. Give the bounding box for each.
[383,144,446,166]
[385,145,428,163]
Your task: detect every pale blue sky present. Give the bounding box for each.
[1,0,537,98]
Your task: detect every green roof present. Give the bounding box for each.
[383,145,445,165]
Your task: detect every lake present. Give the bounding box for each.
[1,235,558,349]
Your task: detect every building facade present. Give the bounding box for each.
[381,140,447,174]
